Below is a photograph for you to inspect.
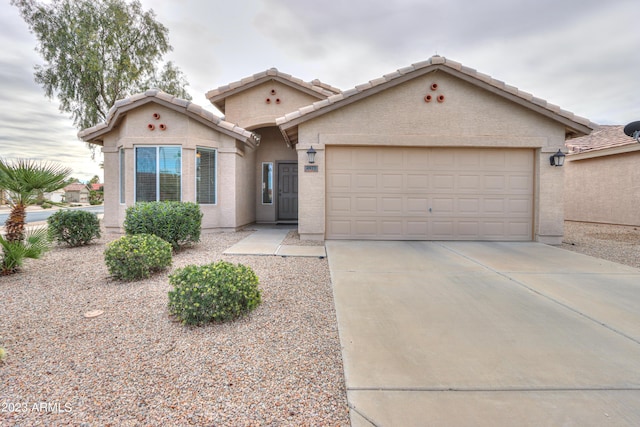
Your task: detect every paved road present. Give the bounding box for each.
[0,205,104,225]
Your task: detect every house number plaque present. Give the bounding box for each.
[304,165,318,172]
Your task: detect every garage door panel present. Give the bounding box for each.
[510,174,534,192]
[407,174,429,190]
[327,196,351,214]
[381,197,403,213]
[459,175,481,191]
[407,197,428,214]
[327,173,351,191]
[326,147,533,240]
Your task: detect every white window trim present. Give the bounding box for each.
[195,147,218,205]
[133,145,182,203]
[261,162,274,205]
[119,147,125,204]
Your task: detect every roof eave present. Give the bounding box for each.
[79,96,258,148]
[206,75,331,112]
[277,62,595,145]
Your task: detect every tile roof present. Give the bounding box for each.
[78,89,259,146]
[276,55,596,145]
[64,183,88,192]
[565,125,636,154]
[205,68,340,113]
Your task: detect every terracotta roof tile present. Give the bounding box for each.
[276,55,596,145]
[78,90,259,146]
[278,55,596,135]
[64,183,88,192]
[566,125,634,153]
[205,68,339,113]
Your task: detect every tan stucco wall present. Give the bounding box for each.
[565,149,640,226]
[295,71,568,243]
[100,103,253,233]
[223,81,322,130]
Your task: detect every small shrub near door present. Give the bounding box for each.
[123,201,203,251]
[47,209,101,247]
[168,261,261,325]
[104,234,172,281]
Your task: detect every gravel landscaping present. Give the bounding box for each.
[0,228,350,426]
[562,221,640,269]
[2,219,638,426]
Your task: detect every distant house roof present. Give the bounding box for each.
[64,183,89,192]
[276,55,596,145]
[565,125,635,154]
[78,89,259,147]
[90,183,103,191]
[206,68,340,114]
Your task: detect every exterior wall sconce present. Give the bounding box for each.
[549,149,565,167]
[306,146,317,164]
[623,121,640,143]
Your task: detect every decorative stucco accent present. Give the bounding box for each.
[276,55,596,146]
[78,89,259,147]
[205,68,340,113]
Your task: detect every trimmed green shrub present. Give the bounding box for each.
[168,261,261,325]
[47,209,101,247]
[124,201,202,250]
[41,202,52,209]
[104,234,172,281]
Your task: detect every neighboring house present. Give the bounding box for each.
[44,189,65,203]
[90,183,104,192]
[64,183,90,203]
[80,55,594,244]
[564,125,640,226]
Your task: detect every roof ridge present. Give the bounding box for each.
[78,89,258,145]
[566,124,635,153]
[276,55,597,133]
[205,68,340,102]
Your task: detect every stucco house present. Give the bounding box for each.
[564,125,640,226]
[63,183,90,203]
[80,55,594,244]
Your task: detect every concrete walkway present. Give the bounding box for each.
[224,226,326,257]
[326,240,640,426]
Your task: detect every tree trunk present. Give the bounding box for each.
[5,203,26,243]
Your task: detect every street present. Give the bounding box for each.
[0,205,104,225]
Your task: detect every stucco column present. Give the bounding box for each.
[297,143,325,241]
[536,148,565,245]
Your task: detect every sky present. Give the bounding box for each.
[1,0,638,182]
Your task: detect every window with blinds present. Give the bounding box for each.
[135,146,181,202]
[196,148,216,204]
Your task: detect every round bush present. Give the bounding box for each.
[124,201,202,251]
[168,261,261,325]
[47,209,101,247]
[104,234,172,281]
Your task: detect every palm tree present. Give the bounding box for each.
[0,158,72,243]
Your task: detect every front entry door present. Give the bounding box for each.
[278,163,298,220]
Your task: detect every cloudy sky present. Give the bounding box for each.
[1,0,638,182]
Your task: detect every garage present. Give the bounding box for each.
[326,146,534,240]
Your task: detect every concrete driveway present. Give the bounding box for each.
[326,241,640,426]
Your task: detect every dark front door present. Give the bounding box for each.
[278,163,298,220]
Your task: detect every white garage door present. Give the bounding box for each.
[326,146,533,240]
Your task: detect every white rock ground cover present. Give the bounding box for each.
[0,228,350,426]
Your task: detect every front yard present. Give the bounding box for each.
[0,228,350,426]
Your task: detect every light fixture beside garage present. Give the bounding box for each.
[549,149,566,167]
[306,146,317,164]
